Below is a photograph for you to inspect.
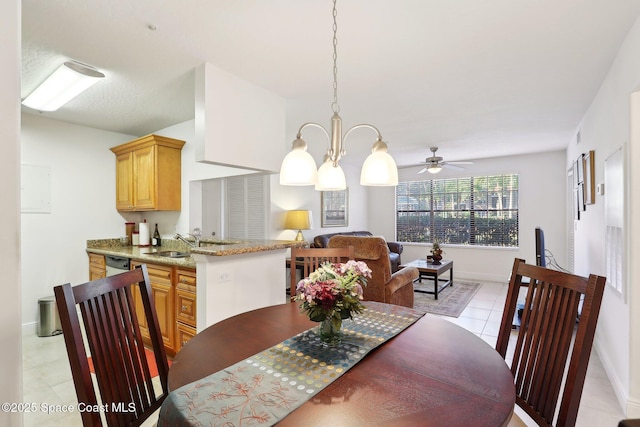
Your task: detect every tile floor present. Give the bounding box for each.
[22,280,626,426]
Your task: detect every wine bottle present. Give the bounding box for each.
[152,223,161,247]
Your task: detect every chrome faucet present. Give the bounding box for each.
[175,228,201,248]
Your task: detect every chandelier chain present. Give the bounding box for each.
[331,0,339,114]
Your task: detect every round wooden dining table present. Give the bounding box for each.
[168,301,515,426]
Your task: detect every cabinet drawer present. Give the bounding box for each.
[132,261,173,285]
[176,288,196,327]
[176,322,196,351]
[89,253,106,267]
[176,268,196,292]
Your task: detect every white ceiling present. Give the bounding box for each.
[21,0,640,168]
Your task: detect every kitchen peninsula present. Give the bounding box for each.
[86,239,305,348]
[189,240,305,328]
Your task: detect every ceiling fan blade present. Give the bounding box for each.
[442,163,465,170]
[447,161,474,165]
[417,167,427,174]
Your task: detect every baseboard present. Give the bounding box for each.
[453,270,509,283]
[22,321,37,335]
[593,338,631,417]
[627,397,640,418]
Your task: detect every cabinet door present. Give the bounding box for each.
[151,281,175,352]
[115,152,134,210]
[88,253,106,280]
[131,262,175,355]
[132,145,156,210]
[131,283,149,340]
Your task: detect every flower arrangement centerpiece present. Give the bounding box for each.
[430,240,444,264]
[295,260,372,344]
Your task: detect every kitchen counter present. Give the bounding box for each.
[87,238,307,328]
[86,241,196,268]
[86,238,306,270]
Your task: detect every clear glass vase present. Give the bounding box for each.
[317,316,342,346]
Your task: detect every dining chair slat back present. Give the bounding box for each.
[54,264,169,427]
[496,258,606,427]
[290,246,355,298]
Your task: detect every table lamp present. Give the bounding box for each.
[284,210,313,241]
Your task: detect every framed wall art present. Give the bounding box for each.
[321,189,348,227]
[584,150,595,205]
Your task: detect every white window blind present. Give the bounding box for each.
[225,175,269,240]
[396,174,519,246]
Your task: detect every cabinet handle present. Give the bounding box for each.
[182,305,188,312]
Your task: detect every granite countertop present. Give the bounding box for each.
[87,238,307,269]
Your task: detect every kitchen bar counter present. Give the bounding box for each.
[86,240,196,268]
[86,238,306,269]
[87,238,307,328]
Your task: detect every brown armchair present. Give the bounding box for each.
[328,235,418,308]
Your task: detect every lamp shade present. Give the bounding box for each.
[22,61,105,112]
[284,210,313,230]
[315,161,347,191]
[427,164,442,174]
[284,210,313,241]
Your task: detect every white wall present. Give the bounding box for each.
[1,0,22,424]
[19,116,260,327]
[20,115,135,326]
[367,150,567,283]
[568,15,640,416]
[195,63,286,172]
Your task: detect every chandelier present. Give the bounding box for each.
[279,0,398,191]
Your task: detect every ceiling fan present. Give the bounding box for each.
[418,147,474,174]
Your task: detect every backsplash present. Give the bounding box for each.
[87,238,192,252]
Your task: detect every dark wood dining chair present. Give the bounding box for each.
[54,264,170,427]
[496,258,606,427]
[289,245,355,299]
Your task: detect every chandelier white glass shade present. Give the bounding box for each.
[22,61,105,112]
[279,0,398,191]
[278,138,318,186]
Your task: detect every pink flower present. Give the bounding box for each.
[295,260,370,320]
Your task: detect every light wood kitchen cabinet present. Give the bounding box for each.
[88,253,106,280]
[110,134,185,211]
[131,261,176,356]
[175,268,197,352]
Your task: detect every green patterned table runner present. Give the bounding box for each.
[158,304,424,426]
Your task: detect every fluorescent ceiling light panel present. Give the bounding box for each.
[22,61,105,112]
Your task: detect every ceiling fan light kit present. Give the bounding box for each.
[279,0,398,191]
[22,61,105,112]
[427,164,443,174]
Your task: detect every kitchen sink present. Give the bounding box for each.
[144,250,191,258]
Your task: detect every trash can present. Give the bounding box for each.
[37,296,62,337]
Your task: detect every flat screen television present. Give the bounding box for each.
[535,227,546,267]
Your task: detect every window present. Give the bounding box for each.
[396,174,519,247]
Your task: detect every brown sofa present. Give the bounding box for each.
[311,231,403,272]
[328,235,418,308]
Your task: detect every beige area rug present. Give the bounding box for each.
[413,281,481,317]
